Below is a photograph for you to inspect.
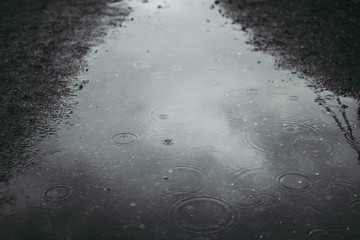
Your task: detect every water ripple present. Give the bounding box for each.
[42,185,73,202]
[224,167,275,191]
[222,183,262,209]
[240,121,321,156]
[145,104,203,125]
[133,61,150,69]
[224,88,263,105]
[275,173,314,193]
[157,164,215,197]
[307,228,360,240]
[267,94,315,120]
[111,133,140,146]
[168,196,238,234]
[255,193,281,208]
[292,137,336,160]
[104,134,159,167]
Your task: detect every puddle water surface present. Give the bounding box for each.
[1,0,360,239]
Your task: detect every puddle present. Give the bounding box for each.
[275,173,315,193]
[168,196,237,234]
[42,185,73,202]
[111,132,141,146]
[1,0,360,239]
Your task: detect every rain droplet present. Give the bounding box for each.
[276,173,314,193]
[163,176,171,182]
[158,114,168,119]
[225,185,262,208]
[147,104,202,125]
[163,139,174,145]
[111,133,140,146]
[169,196,237,234]
[283,124,298,133]
[184,205,194,213]
[49,150,66,159]
[133,61,150,69]
[288,95,300,101]
[215,219,226,226]
[159,164,214,197]
[43,185,73,202]
[308,228,348,240]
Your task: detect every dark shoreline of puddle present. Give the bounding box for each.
[216,0,360,99]
[0,0,130,181]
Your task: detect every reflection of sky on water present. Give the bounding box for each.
[1,0,360,239]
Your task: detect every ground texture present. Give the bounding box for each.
[217,0,360,98]
[0,0,130,181]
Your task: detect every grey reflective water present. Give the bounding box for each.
[1,0,360,239]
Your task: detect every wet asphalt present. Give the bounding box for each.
[1,0,360,239]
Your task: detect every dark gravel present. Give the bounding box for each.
[216,0,360,99]
[0,0,130,181]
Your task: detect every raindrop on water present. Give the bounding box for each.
[282,123,298,133]
[158,164,214,197]
[224,185,263,209]
[184,205,194,213]
[292,137,335,160]
[288,95,300,101]
[163,139,174,145]
[162,176,171,182]
[147,104,202,125]
[169,196,237,234]
[276,173,314,193]
[308,228,348,240]
[133,61,150,69]
[158,114,168,120]
[43,185,73,202]
[111,133,140,146]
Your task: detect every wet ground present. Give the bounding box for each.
[0,0,130,182]
[1,0,360,239]
[218,0,360,99]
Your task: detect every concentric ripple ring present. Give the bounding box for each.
[168,196,237,234]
